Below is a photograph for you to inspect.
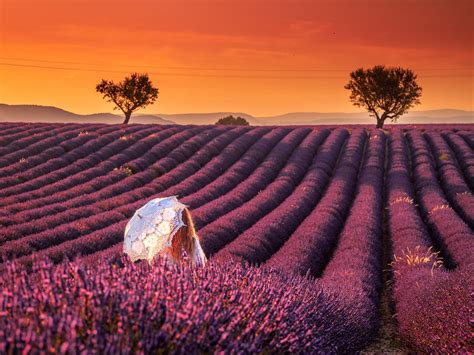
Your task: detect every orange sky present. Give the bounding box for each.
[0,0,473,116]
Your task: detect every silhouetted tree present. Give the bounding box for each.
[96,73,159,124]
[215,115,250,126]
[344,65,422,128]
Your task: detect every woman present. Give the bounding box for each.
[164,207,207,267]
[124,196,207,267]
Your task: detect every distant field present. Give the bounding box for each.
[0,122,472,353]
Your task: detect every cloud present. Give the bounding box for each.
[288,20,332,36]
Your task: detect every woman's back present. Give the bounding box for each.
[124,196,207,267]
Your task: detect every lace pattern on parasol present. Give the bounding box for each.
[124,196,188,263]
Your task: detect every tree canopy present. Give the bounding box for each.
[96,73,159,124]
[215,115,250,126]
[344,65,422,128]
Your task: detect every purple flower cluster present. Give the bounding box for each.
[156,127,273,199]
[442,131,474,190]
[2,126,214,220]
[0,123,45,145]
[0,127,249,261]
[190,127,321,229]
[265,129,367,276]
[0,124,151,196]
[0,256,375,354]
[0,125,116,180]
[313,129,386,350]
[0,124,70,159]
[386,130,434,270]
[406,130,473,268]
[1,122,472,352]
[180,127,293,208]
[393,265,473,352]
[457,130,474,149]
[0,124,92,169]
[322,129,385,290]
[424,131,473,228]
[0,126,206,220]
[212,128,348,264]
[387,130,471,352]
[197,128,335,256]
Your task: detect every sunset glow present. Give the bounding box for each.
[0,0,472,116]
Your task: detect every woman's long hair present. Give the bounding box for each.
[168,208,199,265]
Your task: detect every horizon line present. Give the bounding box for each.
[1,102,473,118]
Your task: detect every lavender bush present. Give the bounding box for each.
[0,256,376,354]
[265,129,367,276]
[387,130,471,352]
[442,131,474,189]
[1,122,472,352]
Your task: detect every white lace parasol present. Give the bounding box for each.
[123,196,189,264]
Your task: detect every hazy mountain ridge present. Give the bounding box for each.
[253,110,473,125]
[0,104,175,125]
[0,104,472,126]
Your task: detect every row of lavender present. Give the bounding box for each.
[77,127,328,264]
[0,128,387,353]
[1,123,471,275]
[73,126,473,352]
[3,129,327,266]
[0,124,119,177]
[0,126,264,261]
[0,124,470,276]
[0,255,379,354]
[0,125,198,200]
[0,123,472,352]
[2,124,469,269]
[0,125,354,352]
[50,127,328,266]
[0,126,219,221]
[387,130,472,352]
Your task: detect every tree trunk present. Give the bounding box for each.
[123,112,132,124]
[376,112,388,129]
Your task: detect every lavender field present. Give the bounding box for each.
[0,122,472,353]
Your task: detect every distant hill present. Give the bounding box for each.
[0,104,472,126]
[0,104,175,125]
[146,109,474,125]
[252,109,474,125]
